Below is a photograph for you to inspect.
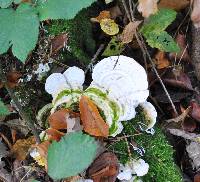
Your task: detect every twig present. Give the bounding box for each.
[136,33,178,116]
[84,44,104,74]
[129,0,134,21]
[122,0,131,22]
[0,63,41,144]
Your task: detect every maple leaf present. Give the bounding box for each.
[79,96,109,137]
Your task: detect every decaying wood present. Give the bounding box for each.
[191,26,200,81]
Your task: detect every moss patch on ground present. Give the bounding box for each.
[48,6,96,65]
[109,109,182,182]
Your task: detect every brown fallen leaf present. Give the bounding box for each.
[91,10,111,23]
[169,33,190,61]
[154,51,170,69]
[45,128,65,141]
[88,152,119,182]
[109,5,123,20]
[163,70,194,91]
[48,109,79,130]
[194,173,200,182]
[51,33,68,54]
[137,0,158,18]
[120,21,142,44]
[79,96,109,137]
[158,0,190,11]
[191,0,200,28]
[12,136,36,161]
[182,118,196,132]
[190,101,200,122]
[0,71,22,89]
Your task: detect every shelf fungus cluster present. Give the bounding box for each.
[45,55,157,137]
[30,56,159,181]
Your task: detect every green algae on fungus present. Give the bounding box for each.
[109,109,182,182]
[48,7,96,65]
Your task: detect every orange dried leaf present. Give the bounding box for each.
[46,128,65,141]
[154,51,170,69]
[138,0,158,18]
[79,96,109,137]
[48,109,79,130]
[12,136,36,161]
[91,10,111,23]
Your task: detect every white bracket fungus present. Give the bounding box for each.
[45,56,157,136]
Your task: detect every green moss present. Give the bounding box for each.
[109,110,182,182]
[48,7,96,65]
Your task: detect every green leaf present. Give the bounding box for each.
[0,0,12,8]
[0,3,39,62]
[102,36,124,56]
[0,100,10,116]
[36,0,96,21]
[140,9,177,36]
[140,9,180,53]
[47,131,98,180]
[146,31,180,52]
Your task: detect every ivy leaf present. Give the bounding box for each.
[102,36,124,56]
[0,3,39,62]
[47,131,98,180]
[36,0,96,21]
[0,0,12,8]
[146,31,180,52]
[0,100,10,116]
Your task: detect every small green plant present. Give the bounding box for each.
[0,0,96,62]
[140,9,180,53]
[0,99,10,116]
[47,131,98,180]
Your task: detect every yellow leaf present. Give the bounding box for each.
[100,18,119,35]
[138,0,159,18]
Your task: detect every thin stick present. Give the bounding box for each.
[0,64,41,144]
[122,0,131,22]
[137,33,178,116]
[129,0,134,21]
[84,44,104,74]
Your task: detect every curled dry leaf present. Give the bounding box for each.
[79,96,109,137]
[190,101,200,122]
[158,0,190,11]
[169,33,190,61]
[191,0,200,28]
[100,19,119,36]
[154,51,170,69]
[120,21,142,44]
[46,128,65,141]
[137,0,158,18]
[88,152,119,182]
[51,33,68,54]
[91,11,111,23]
[48,109,79,130]
[12,136,35,161]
